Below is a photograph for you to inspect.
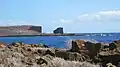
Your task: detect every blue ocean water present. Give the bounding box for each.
[0,33,120,48]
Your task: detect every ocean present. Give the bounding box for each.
[0,33,120,48]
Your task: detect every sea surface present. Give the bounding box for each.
[0,33,120,48]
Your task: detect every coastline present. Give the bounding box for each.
[0,33,119,37]
[0,33,77,37]
[0,33,118,37]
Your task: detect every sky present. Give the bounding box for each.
[0,0,120,33]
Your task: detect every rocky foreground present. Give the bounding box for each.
[0,40,120,67]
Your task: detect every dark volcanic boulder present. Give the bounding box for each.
[108,40,120,50]
[95,43,102,52]
[109,43,117,50]
[44,49,55,57]
[84,41,102,57]
[43,44,49,48]
[113,40,120,47]
[84,42,95,52]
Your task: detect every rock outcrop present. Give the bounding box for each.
[71,40,86,52]
[0,41,100,67]
[70,40,102,56]
[1,40,120,67]
[53,27,64,34]
[69,39,120,67]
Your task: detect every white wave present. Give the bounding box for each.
[65,37,74,49]
[65,38,99,49]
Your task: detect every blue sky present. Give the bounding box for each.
[0,0,120,33]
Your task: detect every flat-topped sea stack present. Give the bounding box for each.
[53,27,64,34]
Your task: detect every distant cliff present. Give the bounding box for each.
[0,25,42,36]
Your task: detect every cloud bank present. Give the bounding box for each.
[78,10,120,22]
[55,10,120,23]
[1,10,120,26]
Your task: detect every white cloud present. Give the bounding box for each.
[59,19,72,23]
[54,10,120,23]
[0,20,35,26]
[52,19,72,24]
[77,10,120,22]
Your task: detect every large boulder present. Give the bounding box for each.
[95,43,102,52]
[71,40,85,52]
[84,42,95,52]
[70,40,102,55]
[84,41,102,57]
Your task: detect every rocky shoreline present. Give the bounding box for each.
[0,40,120,67]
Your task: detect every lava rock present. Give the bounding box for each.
[71,40,85,52]
[44,49,55,57]
[109,43,117,50]
[37,54,53,67]
[0,42,6,48]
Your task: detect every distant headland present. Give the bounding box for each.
[0,25,119,37]
[0,25,76,37]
